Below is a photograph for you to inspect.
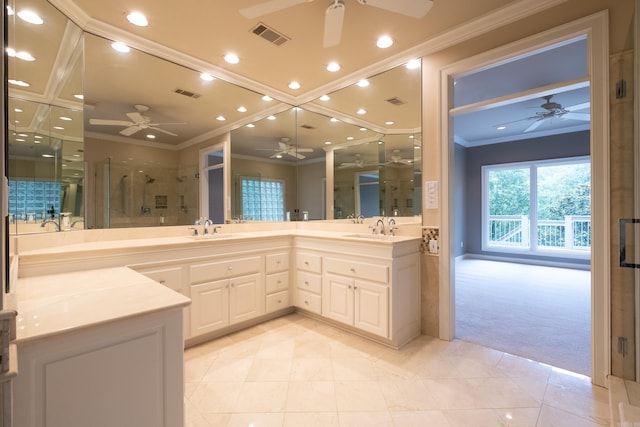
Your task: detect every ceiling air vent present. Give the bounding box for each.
[251,23,290,46]
[174,88,201,99]
[385,97,406,106]
[299,124,316,130]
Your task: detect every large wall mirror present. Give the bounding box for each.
[7,0,421,234]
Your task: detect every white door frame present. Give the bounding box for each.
[438,12,610,387]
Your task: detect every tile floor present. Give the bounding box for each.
[184,313,610,427]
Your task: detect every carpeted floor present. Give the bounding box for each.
[455,258,591,376]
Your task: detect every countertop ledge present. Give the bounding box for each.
[13,266,190,344]
[17,229,420,257]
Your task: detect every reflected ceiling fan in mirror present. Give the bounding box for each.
[257,137,314,159]
[521,95,590,133]
[239,0,433,47]
[385,149,413,168]
[89,104,186,137]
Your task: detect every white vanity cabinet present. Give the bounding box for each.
[295,251,322,314]
[189,255,265,337]
[265,252,291,313]
[323,257,389,338]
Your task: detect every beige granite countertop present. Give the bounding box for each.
[13,266,190,344]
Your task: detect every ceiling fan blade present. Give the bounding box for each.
[524,119,544,133]
[120,126,142,136]
[357,0,433,18]
[291,152,306,159]
[126,112,146,123]
[149,126,178,137]
[561,112,590,121]
[564,102,590,112]
[239,0,310,19]
[89,119,134,126]
[297,147,314,153]
[323,1,345,48]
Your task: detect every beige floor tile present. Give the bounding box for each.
[286,381,337,412]
[390,410,451,427]
[290,358,334,381]
[227,412,284,427]
[202,357,253,382]
[331,357,377,380]
[334,380,388,412]
[337,411,394,426]
[188,381,244,413]
[246,357,293,381]
[283,412,339,427]
[443,408,540,426]
[233,381,289,412]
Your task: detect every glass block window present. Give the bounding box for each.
[8,180,61,221]
[241,177,284,221]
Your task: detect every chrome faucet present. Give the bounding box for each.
[202,218,213,234]
[387,218,397,236]
[40,219,60,231]
[375,218,385,235]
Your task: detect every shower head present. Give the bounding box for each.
[145,174,156,184]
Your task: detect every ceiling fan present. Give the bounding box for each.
[338,153,365,168]
[522,95,590,133]
[385,149,413,168]
[239,0,434,48]
[257,138,314,159]
[89,104,186,137]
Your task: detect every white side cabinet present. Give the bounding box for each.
[190,255,265,337]
[265,252,290,313]
[323,257,389,338]
[295,251,322,314]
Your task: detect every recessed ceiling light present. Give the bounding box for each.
[319,95,330,101]
[262,95,273,102]
[347,136,354,140]
[324,141,332,145]
[34,135,42,139]
[497,125,507,130]
[357,79,370,88]
[216,115,226,121]
[8,79,29,87]
[14,108,22,113]
[146,134,155,139]
[126,11,148,27]
[200,72,214,81]
[326,62,341,72]
[237,106,247,113]
[53,126,64,130]
[359,127,367,131]
[376,35,393,49]
[17,10,43,25]
[18,133,27,137]
[275,154,282,159]
[385,121,395,125]
[224,53,240,64]
[246,123,256,128]
[33,140,40,144]
[406,59,421,69]
[111,42,130,53]
[288,81,301,90]
[330,118,339,122]
[357,109,367,115]
[73,153,81,157]
[59,116,72,121]
[15,138,25,142]
[267,115,276,120]
[74,94,84,100]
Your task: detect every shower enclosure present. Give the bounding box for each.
[95,157,198,228]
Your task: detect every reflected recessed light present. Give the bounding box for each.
[497,125,507,130]
[246,123,256,128]
[42,154,54,158]
[53,126,64,130]
[357,109,367,115]
[359,127,367,131]
[18,10,43,24]
[73,154,81,157]
[275,154,283,159]
[146,134,156,139]
[8,79,30,87]
[126,11,148,27]
[330,117,339,122]
[216,115,226,121]
[74,94,84,100]
[7,49,35,61]
[385,121,394,125]
[224,53,239,64]
[18,133,27,137]
[33,140,40,144]
[59,116,72,121]
[262,95,273,101]
[326,62,340,72]
[200,72,214,81]
[267,115,276,120]
[324,141,332,145]
[288,81,301,90]
[15,138,25,142]
[34,135,42,139]
[111,42,130,53]
[237,106,247,113]
[319,95,330,101]
[357,79,370,88]
[406,59,421,69]
[376,35,393,49]
[14,108,23,113]
[347,136,354,140]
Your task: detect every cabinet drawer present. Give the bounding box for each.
[138,266,183,292]
[296,270,322,294]
[296,289,321,314]
[266,252,289,273]
[266,271,289,294]
[296,252,322,273]
[325,257,388,284]
[266,290,290,313]
[190,256,262,283]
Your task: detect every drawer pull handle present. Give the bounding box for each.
[159,280,166,284]
[305,281,309,286]
[228,266,233,271]
[231,283,235,287]
[277,280,281,284]
[304,261,309,265]
[277,299,282,303]
[304,300,309,305]
[350,268,355,272]
[348,285,352,289]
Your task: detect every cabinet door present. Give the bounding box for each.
[229,273,264,324]
[191,280,229,336]
[354,280,389,338]
[322,274,353,325]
